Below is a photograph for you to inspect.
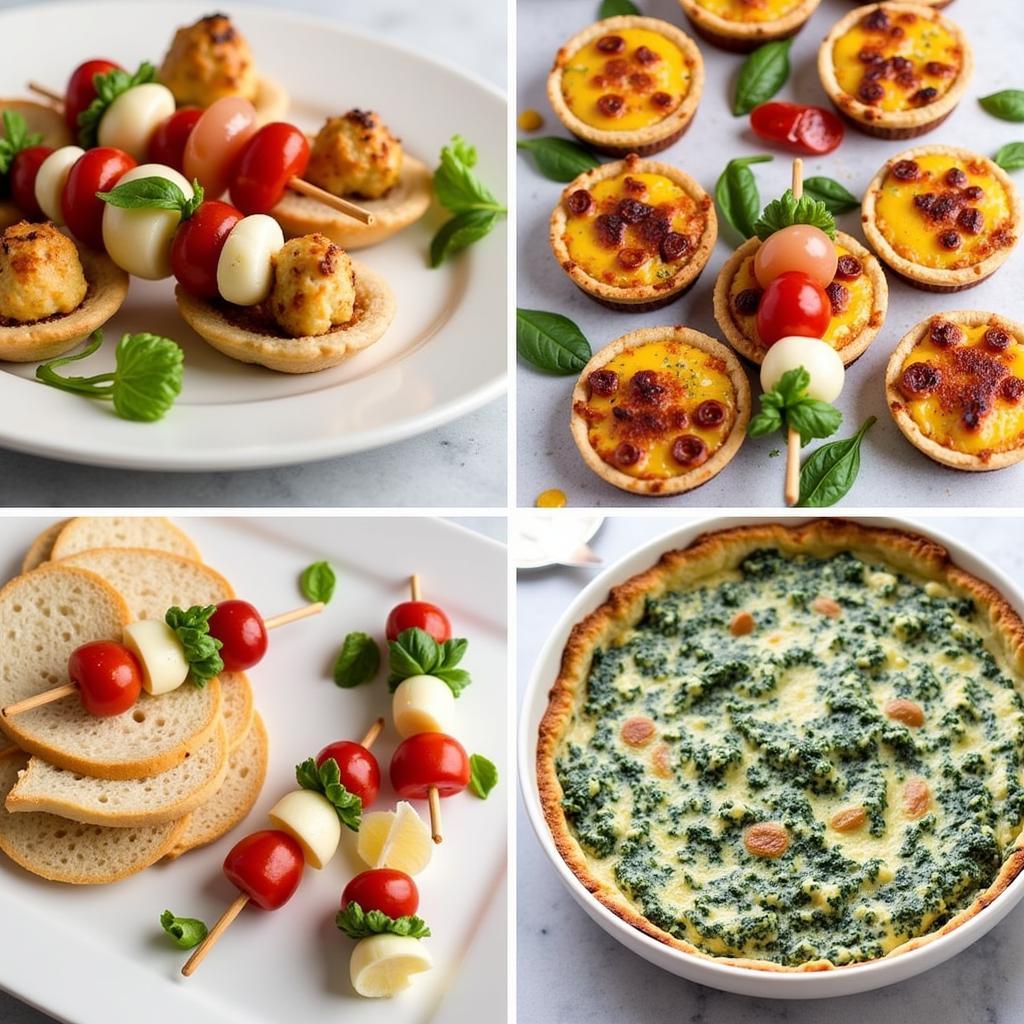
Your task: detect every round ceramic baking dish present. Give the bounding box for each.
[518,514,1024,998]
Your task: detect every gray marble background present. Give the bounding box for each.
[0,0,507,509]
[518,514,1024,1022]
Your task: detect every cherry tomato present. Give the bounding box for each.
[341,869,419,919]
[756,271,832,347]
[67,640,142,717]
[61,147,136,249]
[182,96,259,199]
[386,602,451,644]
[207,598,268,671]
[316,740,380,808]
[754,224,838,289]
[147,107,203,172]
[750,102,844,156]
[9,146,53,219]
[390,732,470,799]
[64,59,121,137]
[169,200,243,298]
[223,829,304,910]
[229,122,310,215]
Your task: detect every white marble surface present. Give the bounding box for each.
[517,0,1024,508]
[0,0,507,509]
[517,514,1024,1021]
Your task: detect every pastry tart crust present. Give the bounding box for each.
[677,0,822,53]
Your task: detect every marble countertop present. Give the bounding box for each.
[0,0,507,509]
[517,514,1024,1022]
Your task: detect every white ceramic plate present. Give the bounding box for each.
[519,514,1024,998]
[0,3,507,470]
[0,516,507,1024]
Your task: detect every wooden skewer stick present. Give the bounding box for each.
[263,601,324,631]
[784,157,805,508]
[181,892,249,977]
[360,716,385,750]
[28,81,61,104]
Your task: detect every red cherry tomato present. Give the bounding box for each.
[147,107,203,172]
[229,122,310,215]
[61,147,137,249]
[64,59,121,137]
[170,200,243,298]
[750,102,844,156]
[756,271,832,347]
[390,732,470,799]
[223,829,304,910]
[67,640,142,718]
[386,602,451,644]
[207,598,268,671]
[316,740,380,808]
[341,869,419,919]
[9,146,53,219]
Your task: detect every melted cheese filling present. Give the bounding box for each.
[695,0,805,23]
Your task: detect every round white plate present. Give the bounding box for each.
[0,2,507,470]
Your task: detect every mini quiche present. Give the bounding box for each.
[862,146,1021,292]
[886,312,1024,471]
[550,154,717,311]
[818,3,972,139]
[547,16,704,157]
[538,519,1024,970]
[570,326,749,496]
[713,231,887,366]
[677,0,822,53]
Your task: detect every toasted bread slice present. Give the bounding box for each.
[221,671,254,752]
[0,749,188,884]
[164,712,268,860]
[50,517,201,563]
[20,519,70,572]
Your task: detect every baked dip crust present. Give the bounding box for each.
[677,0,822,53]
[547,16,704,157]
[537,520,1024,971]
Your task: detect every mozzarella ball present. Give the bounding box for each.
[305,110,402,200]
[102,163,193,280]
[393,675,456,738]
[122,619,190,695]
[760,335,845,403]
[34,146,85,225]
[349,934,433,998]
[268,789,341,869]
[216,213,283,306]
[268,233,355,338]
[97,83,176,161]
[159,13,258,107]
[0,220,87,323]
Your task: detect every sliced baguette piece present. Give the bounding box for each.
[6,718,228,827]
[50,517,201,563]
[21,519,70,572]
[164,712,268,860]
[221,671,254,752]
[0,748,188,884]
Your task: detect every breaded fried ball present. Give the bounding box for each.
[269,233,356,338]
[305,110,403,200]
[160,13,258,107]
[0,221,87,323]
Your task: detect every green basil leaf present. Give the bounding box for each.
[165,604,224,686]
[994,142,1024,171]
[429,209,500,267]
[516,308,591,375]
[980,90,1024,122]
[715,155,773,241]
[300,560,336,604]
[296,756,361,830]
[748,406,783,438]
[77,61,156,147]
[0,110,42,175]
[335,901,431,941]
[160,910,208,950]
[517,137,600,182]
[96,176,189,212]
[387,626,440,689]
[754,189,836,240]
[440,637,467,668]
[468,754,498,799]
[333,631,380,688]
[433,666,472,697]
[733,40,792,116]
[798,416,876,507]
[433,134,505,213]
[802,176,859,214]
[599,0,640,14]
[786,397,843,446]
[111,332,184,422]
[775,366,810,405]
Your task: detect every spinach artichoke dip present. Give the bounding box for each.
[537,522,1024,970]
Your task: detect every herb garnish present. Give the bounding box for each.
[468,754,498,799]
[749,367,842,446]
[733,41,792,116]
[798,416,876,507]
[300,560,336,604]
[388,627,471,696]
[336,901,431,941]
[165,605,224,687]
[802,176,859,214]
[77,62,157,148]
[0,111,42,176]
[979,90,1024,123]
[715,155,772,241]
[754,188,836,240]
[160,910,208,949]
[598,0,639,15]
[517,137,600,181]
[296,756,362,830]
[517,309,592,375]
[994,142,1024,172]
[333,632,381,688]
[96,175,203,220]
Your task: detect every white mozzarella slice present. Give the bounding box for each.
[268,789,341,869]
[392,675,456,738]
[34,146,85,224]
[216,214,284,306]
[122,619,190,695]
[97,83,176,161]
[760,335,845,403]
[349,934,433,998]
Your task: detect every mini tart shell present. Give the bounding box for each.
[269,153,432,250]
[570,325,750,496]
[0,249,128,363]
[677,0,822,53]
[885,310,1024,471]
[550,154,717,312]
[862,145,1022,292]
[175,261,395,374]
[713,231,888,366]
[818,3,973,140]
[547,16,704,157]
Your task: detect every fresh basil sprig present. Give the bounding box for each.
[715,155,772,241]
[35,330,184,422]
[336,901,431,941]
[802,176,859,214]
[599,0,639,14]
[97,175,204,220]
[517,137,600,181]
[798,416,876,507]
[733,40,792,116]
[296,756,362,830]
[469,754,498,799]
[78,62,156,147]
[749,367,842,447]
[165,605,224,686]
[979,90,1024,123]
[517,309,591,375]
[388,627,471,696]
[0,110,43,176]
[300,560,336,604]
[333,632,381,688]
[160,910,208,949]
[754,188,836,240]
[994,142,1024,172]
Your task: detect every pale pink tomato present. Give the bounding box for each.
[753,224,837,289]
[182,97,259,199]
